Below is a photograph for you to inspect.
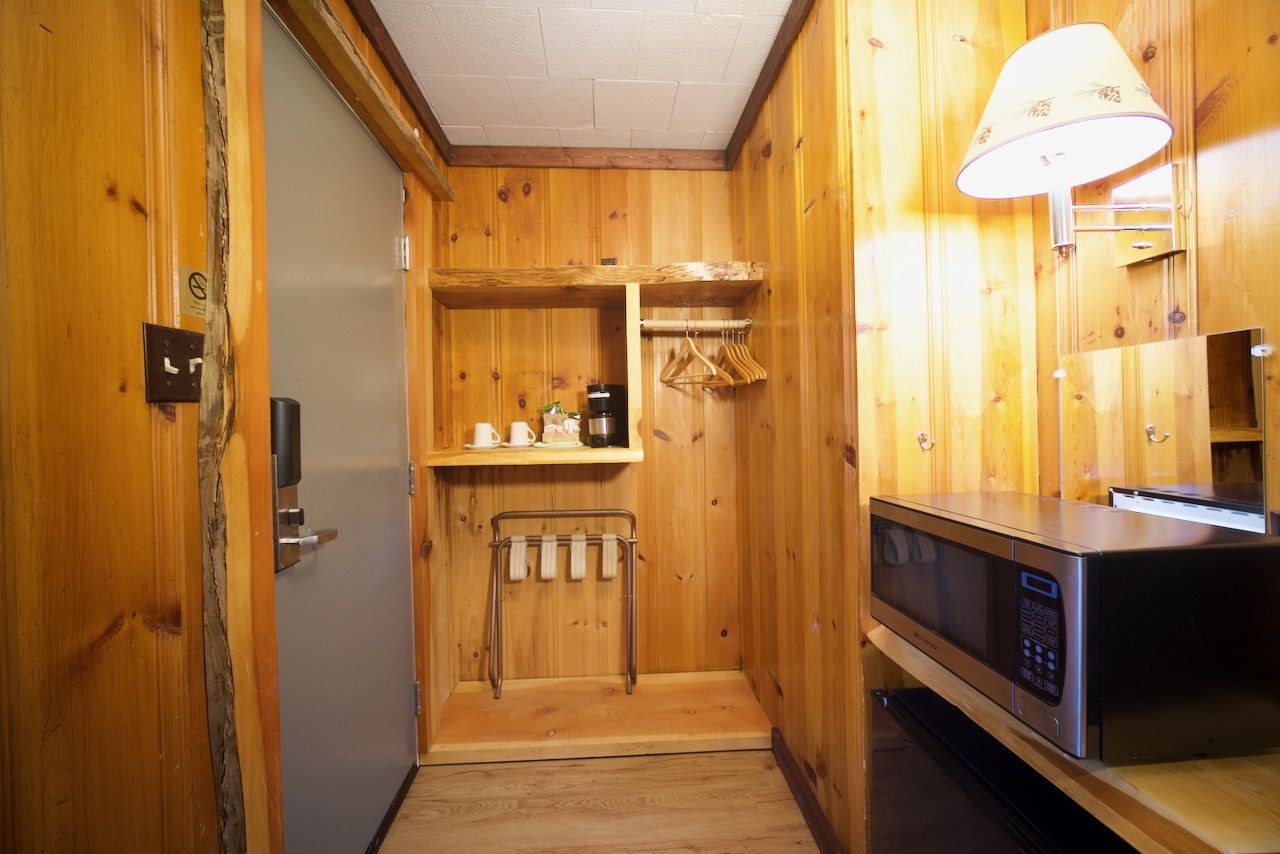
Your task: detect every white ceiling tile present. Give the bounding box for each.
[374,2,457,75]
[698,131,732,149]
[484,0,588,6]
[508,77,594,127]
[636,12,741,82]
[631,129,704,148]
[559,127,632,147]
[594,79,676,130]
[442,125,490,145]
[421,75,516,125]
[668,82,751,131]
[540,9,643,78]
[722,14,782,84]
[592,0,694,9]
[696,0,790,13]
[431,6,547,76]
[483,125,563,145]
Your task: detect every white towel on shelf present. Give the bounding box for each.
[600,533,619,580]
[569,532,587,581]
[540,534,558,580]
[508,535,528,582]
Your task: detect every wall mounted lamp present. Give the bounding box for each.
[957,22,1178,263]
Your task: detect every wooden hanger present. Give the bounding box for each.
[661,330,733,387]
[733,329,767,381]
[715,331,753,386]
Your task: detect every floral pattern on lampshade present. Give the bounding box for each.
[1076,82,1123,103]
[976,125,993,145]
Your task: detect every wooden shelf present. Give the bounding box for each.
[425,445,643,467]
[429,261,764,308]
[1210,426,1264,443]
[423,671,772,765]
[868,624,1280,853]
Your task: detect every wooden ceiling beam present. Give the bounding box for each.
[268,0,454,200]
[345,0,454,163]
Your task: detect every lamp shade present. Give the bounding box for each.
[956,22,1172,199]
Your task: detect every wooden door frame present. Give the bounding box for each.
[199,1,450,850]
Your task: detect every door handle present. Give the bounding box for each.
[279,528,338,547]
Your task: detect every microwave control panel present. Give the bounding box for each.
[1018,570,1063,704]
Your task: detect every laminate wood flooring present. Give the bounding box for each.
[381,750,819,853]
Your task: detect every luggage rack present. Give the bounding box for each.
[488,509,639,699]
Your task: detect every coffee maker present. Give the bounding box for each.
[586,383,628,447]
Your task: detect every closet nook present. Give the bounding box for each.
[419,258,774,766]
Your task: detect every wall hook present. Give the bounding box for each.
[1145,423,1171,444]
[917,430,936,451]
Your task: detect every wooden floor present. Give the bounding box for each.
[382,750,818,853]
[424,671,772,765]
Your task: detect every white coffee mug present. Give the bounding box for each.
[472,422,501,447]
[508,421,536,446]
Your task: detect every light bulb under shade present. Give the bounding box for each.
[957,114,1172,199]
[956,22,1173,200]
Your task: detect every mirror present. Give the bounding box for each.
[1058,329,1266,532]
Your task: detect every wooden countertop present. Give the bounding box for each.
[867,625,1280,853]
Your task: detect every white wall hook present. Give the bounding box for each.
[1145,423,1171,444]
[917,430,937,451]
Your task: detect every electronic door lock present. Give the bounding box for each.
[279,507,306,527]
[271,397,338,572]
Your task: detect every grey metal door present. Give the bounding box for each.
[263,10,416,852]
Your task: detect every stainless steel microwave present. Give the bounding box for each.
[870,493,1280,762]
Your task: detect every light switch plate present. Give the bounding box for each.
[142,322,204,403]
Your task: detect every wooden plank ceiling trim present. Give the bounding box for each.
[268,0,454,199]
[343,0,813,172]
[724,0,818,168]
[449,145,727,171]
[346,0,454,163]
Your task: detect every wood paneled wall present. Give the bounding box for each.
[422,168,743,738]
[731,0,1038,849]
[1033,0,1280,514]
[729,0,862,845]
[0,1,218,849]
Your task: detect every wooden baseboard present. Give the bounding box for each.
[772,729,844,854]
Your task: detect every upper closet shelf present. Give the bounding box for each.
[429,261,765,309]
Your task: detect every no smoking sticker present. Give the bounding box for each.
[180,267,208,320]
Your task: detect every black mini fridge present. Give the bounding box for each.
[870,687,1133,853]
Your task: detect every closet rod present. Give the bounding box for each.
[639,318,753,333]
